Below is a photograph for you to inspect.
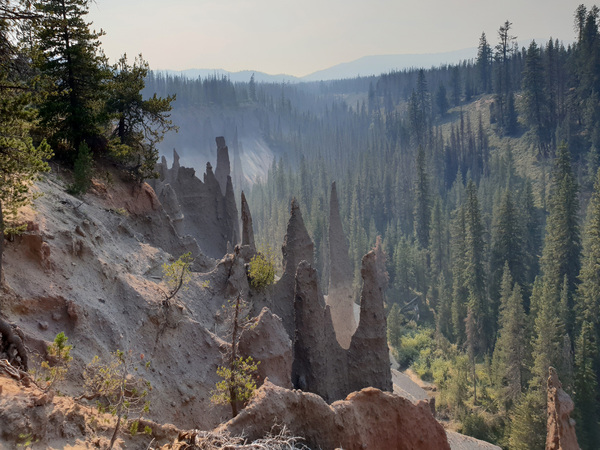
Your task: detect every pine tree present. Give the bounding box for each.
[492,263,527,412]
[522,41,550,153]
[576,167,600,330]
[0,5,53,284]
[464,180,488,355]
[476,32,492,94]
[573,320,599,449]
[34,0,110,154]
[489,188,524,312]
[413,147,431,248]
[538,144,581,338]
[107,54,176,181]
[451,205,468,344]
[508,389,546,450]
[428,196,446,279]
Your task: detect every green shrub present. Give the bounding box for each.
[68,142,93,194]
[394,327,434,368]
[30,332,73,391]
[248,250,275,290]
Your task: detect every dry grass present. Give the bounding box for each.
[167,425,310,450]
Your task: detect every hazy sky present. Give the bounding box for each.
[88,0,584,77]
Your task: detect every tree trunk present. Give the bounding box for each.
[0,198,4,287]
[0,317,28,370]
[108,413,122,450]
[229,294,241,418]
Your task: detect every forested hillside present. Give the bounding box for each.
[145,6,600,448]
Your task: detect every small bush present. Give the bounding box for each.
[211,356,259,408]
[248,250,275,290]
[68,142,94,194]
[394,327,434,369]
[30,332,73,391]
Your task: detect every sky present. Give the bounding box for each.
[88,0,585,78]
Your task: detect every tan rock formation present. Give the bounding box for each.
[238,307,292,389]
[291,243,392,401]
[240,191,255,254]
[150,139,240,259]
[215,136,231,196]
[271,198,314,335]
[216,379,451,450]
[347,236,393,393]
[326,181,356,348]
[546,367,580,450]
[292,261,348,402]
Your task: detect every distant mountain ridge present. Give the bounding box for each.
[158,47,477,83]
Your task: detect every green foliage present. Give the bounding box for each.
[161,252,193,305]
[33,0,111,154]
[107,54,176,181]
[491,265,528,412]
[83,350,151,449]
[211,356,259,408]
[129,420,139,436]
[508,390,546,450]
[0,76,52,233]
[68,142,93,194]
[391,327,433,370]
[248,249,275,290]
[30,332,73,392]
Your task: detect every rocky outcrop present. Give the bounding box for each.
[238,307,292,389]
[271,198,314,335]
[150,138,240,259]
[291,242,392,401]
[215,136,231,196]
[347,237,393,393]
[252,200,392,402]
[240,191,255,253]
[217,379,450,450]
[546,367,579,450]
[292,261,348,402]
[326,181,356,348]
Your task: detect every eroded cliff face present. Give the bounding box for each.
[546,367,580,450]
[326,181,356,349]
[150,138,240,259]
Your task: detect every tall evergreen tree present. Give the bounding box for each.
[489,188,524,310]
[464,180,488,355]
[34,0,110,154]
[476,32,493,94]
[573,320,599,449]
[576,167,600,330]
[492,264,528,412]
[0,1,53,285]
[414,147,431,248]
[538,144,581,337]
[451,204,468,344]
[522,41,550,153]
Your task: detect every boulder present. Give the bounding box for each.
[217,379,450,450]
[238,307,292,389]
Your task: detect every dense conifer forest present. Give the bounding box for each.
[3,0,600,446]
